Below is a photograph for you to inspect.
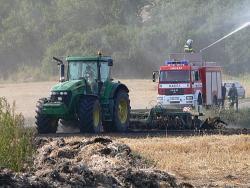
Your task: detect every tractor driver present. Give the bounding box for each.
[85,64,97,93]
[85,65,95,80]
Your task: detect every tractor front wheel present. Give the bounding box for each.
[35,98,58,134]
[113,90,130,132]
[78,96,102,133]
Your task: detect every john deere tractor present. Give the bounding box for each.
[35,53,130,133]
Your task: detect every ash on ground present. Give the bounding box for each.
[0,137,193,188]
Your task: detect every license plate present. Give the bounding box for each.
[170,97,179,100]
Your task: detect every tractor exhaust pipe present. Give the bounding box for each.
[53,57,65,82]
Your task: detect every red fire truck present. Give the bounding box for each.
[153,53,222,108]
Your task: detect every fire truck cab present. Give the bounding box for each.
[154,53,222,108]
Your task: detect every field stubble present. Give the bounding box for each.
[118,135,250,187]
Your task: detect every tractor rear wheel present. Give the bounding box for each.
[78,96,102,133]
[35,98,58,134]
[113,90,130,132]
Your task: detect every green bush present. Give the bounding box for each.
[0,97,34,171]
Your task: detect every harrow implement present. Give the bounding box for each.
[129,105,226,130]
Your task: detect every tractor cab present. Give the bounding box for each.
[64,55,113,95]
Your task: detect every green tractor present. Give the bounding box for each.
[35,53,130,134]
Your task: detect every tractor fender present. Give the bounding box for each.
[109,83,129,99]
[101,83,129,122]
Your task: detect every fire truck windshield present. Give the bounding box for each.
[159,70,190,83]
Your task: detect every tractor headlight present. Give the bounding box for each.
[50,91,70,103]
[51,91,68,96]
[58,91,68,95]
[58,96,63,101]
[51,91,57,95]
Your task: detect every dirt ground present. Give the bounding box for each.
[0,79,157,126]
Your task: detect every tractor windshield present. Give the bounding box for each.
[68,61,98,81]
[160,70,190,83]
[67,61,110,82]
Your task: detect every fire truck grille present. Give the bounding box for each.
[165,88,184,95]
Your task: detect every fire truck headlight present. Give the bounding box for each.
[186,96,193,100]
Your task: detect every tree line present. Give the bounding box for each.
[0,0,249,80]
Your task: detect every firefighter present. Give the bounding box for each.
[221,83,227,108]
[184,39,194,53]
[197,93,203,115]
[228,83,238,111]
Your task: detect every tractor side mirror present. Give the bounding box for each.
[152,71,159,82]
[152,72,156,82]
[108,59,113,66]
[59,64,65,82]
[53,57,65,82]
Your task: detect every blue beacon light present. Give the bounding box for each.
[164,60,188,65]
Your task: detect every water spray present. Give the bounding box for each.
[200,22,250,52]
